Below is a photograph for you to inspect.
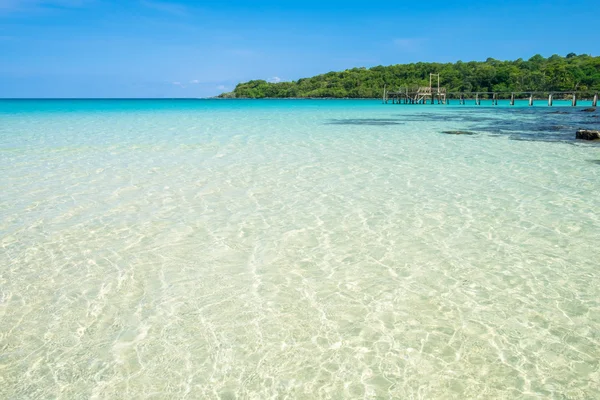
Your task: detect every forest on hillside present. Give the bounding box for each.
[219,54,600,98]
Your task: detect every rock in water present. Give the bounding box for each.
[576,129,600,140]
[581,108,597,112]
[442,130,476,135]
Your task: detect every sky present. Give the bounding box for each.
[1,0,599,98]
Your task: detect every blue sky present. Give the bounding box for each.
[1,0,599,98]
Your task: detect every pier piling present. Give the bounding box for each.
[384,86,595,108]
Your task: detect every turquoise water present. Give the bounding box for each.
[1,99,599,399]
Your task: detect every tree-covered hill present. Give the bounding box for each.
[219,54,600,98]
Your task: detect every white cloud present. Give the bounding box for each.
[216,85,226,90]
[393,38,425,51]
[190,79,200,84]
[172,81,185,88]
[268,76,281,83]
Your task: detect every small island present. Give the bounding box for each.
[219,53,600,99]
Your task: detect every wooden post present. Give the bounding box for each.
[382,84,386,104]
[529,93,533,106]
[572,93,577,107]
[510,93,515,106]
[460,94,464,105]
[493,93,497,106]
[476,93,480,106]
[548,93,553,106]
[593,93,598,107]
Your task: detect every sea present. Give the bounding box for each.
[1,99,599,399]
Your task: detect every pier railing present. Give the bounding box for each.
[383,87,599,106]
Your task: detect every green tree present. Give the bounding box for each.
[219,54,600,98]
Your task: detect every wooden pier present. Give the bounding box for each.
[383,89,599,107]
[382,74,598,107]
[384,73,449,105]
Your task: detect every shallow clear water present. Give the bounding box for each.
[1,99,599,399]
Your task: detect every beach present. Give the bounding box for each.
[1,99,599,398]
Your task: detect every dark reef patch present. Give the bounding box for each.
[326,119,405,126]
[335,107,600,143]
[392,112,500,123]
[442,130,477,135]
[578,120,600,126]
[461,108,600,142]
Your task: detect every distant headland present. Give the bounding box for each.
[218,54,600,99]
